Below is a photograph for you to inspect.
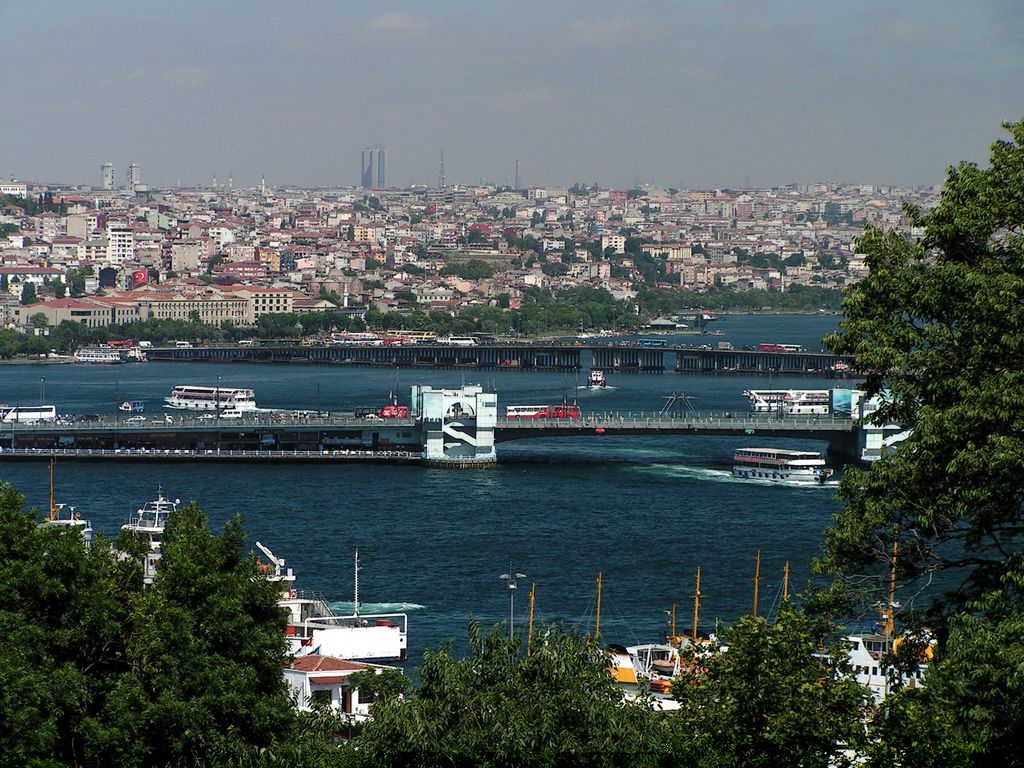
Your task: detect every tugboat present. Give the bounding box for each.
[587,369,607,389]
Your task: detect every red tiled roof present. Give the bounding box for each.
[289,655,369,673]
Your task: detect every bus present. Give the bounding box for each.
[505,405,581,419]
[638,338,668,348]
[758,343,805,353]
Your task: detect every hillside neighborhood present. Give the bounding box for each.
[0,177,937,337]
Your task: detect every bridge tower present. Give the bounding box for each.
[412,384,497,467]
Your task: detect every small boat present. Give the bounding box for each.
[122,489,179,584]
[586,369,607,389]
[256,544,408,662]
[733,447,834,484]
[39,460,93,548]
[119,400,145,413]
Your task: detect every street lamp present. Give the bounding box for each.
[499,561,526,642]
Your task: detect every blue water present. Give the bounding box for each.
[0,313,846,662]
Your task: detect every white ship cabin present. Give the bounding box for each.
[40,504,93,550]
[847,633,930,703]
[122,492,179,584]
[164,385,258,411]
[285,655,399,719]
[744,389,830,415]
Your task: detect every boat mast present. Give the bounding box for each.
[783,561,790,602]
[595,571,603,641]
[49,458,57,520]
[353,548,360,618]
[669,602,677,640]
[886,525,900,639]
[692,566,702,640]
[527,582,536,656]
[752,549,762,618]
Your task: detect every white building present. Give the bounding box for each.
[0,182,28,199]
[284,655,394,719]
[105,223,135,266]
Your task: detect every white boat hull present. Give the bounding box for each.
[732,466,832,484]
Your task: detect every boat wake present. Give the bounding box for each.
[576,385,616,391]
[328,601,426,614]
[637,463,839,488]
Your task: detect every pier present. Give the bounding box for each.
[145,343,854,376]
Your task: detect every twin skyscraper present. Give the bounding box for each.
[361,146,386,189]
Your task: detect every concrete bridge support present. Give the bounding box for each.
[412,385,497,467]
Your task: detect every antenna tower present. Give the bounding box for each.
[439,149,445,189]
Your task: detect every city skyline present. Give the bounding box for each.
[1,1,1021,189]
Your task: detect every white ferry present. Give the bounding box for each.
[744,389,830,415]
[122,490,179,584]
[74,347,123,364]
[164,385,258,412]
[257,543,408,662]
[732,447,834,484]
[587,369,607,389]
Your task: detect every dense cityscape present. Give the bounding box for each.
[3,0,1022,763]
[0,162,938,349]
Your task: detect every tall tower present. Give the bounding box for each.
[101,163,114,191]
[126,163,140,190]
[361,146,386,188]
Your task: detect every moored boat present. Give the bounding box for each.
[732,447,834,484]
[122,489,179,584]
[74,346,123,364]
[256,543,408,662]
[586,369,607,389]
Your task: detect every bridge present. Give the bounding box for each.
[145,342,853,376]
[0,407,860,467]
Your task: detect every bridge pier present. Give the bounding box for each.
[411,385,498,468]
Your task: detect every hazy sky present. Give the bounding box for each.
[2,1,1021,189]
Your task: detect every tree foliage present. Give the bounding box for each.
[0,483,301,767]
[670,604,869,767]
[352,621,665,767]
[821,119,1024,621]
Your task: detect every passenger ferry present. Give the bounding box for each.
[744,389,831,415]
[586,369,607,389]
[122,490,179,584]
[74,346,123,364]
[732,447,834,484]
[119,400,145,413]
[164,385,258,411]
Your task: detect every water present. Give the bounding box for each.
[0,313,845,662]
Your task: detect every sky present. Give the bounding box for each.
[2,0,1022,190]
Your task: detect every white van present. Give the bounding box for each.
[175,340,193,349]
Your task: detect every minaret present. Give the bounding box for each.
[514,159,519,191]
[228,173,233,190]
[260,175,266,195]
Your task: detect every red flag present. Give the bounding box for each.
[132,269,148,287]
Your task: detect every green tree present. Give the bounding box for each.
[867,557,1024,767]
[20,282,37,305]
[353,621,664,767]
[670,604,869,766]
[821,119,1024,621]
[29,312,49,329]
[99,504,296,766]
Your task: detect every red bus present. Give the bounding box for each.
[505,405,581,419]
[377,405,409,418]
[758,343,804,353]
